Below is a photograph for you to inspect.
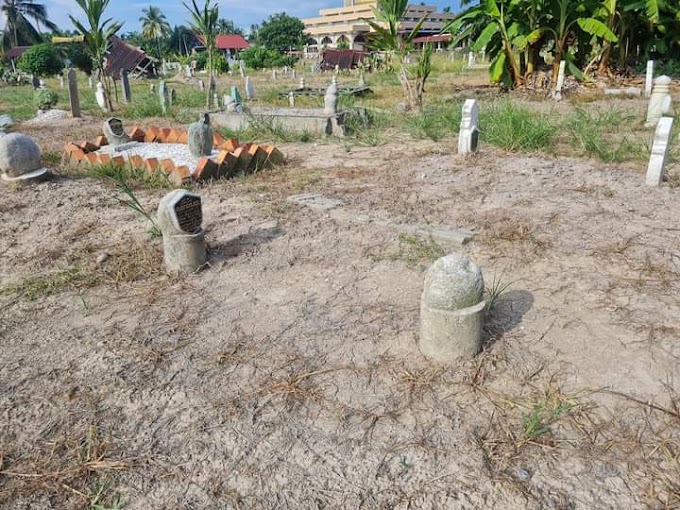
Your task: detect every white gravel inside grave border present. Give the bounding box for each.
[95,142,219,174]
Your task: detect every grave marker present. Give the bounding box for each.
[103,117,131,146]
[645,60,654,97]
[552,60,566,100]
[159,80,168,114]
[120,69,131,103]
[245,76,255,99]
[67,68,81,118]
[645,116,673,187]
[458,99,479,155]
[645,75,672,127]
[157,190,207,273]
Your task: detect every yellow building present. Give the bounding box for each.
[302,0,455,54]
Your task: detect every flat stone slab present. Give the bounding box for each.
[287,192,343,211]
[289,192,474,246]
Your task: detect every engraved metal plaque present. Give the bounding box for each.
[107,117,125,136]
[173,194,202,234]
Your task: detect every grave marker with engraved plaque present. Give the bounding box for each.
[157,190,207,272]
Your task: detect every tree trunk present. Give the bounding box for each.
[206,48,212,109]
[598,41,612,73]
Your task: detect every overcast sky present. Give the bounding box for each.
[42,0,464,34]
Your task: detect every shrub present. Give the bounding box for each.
[18,44,64,77]
[191,51,228,73]
[34,88,59,110]
[240,46,295,70]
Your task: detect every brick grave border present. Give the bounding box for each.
[63,125,284,186]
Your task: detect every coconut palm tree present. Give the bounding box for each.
[70,0,123,111]
[184,0,218,108]
[1,0,58,47]
[139,6,170,61]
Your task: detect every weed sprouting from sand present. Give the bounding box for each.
[520,400,576,445]
[485,269,514,313]
[2,266,96,300]
[112,175,161,237]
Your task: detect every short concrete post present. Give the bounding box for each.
[419,253,486,362]
[467,52,474,67]
[95,82,109,112]
[159,80,168,114]
[120,69,131,103]
[198,79,205,91]
[292,69,296,79]
[645,60,654,97]
[299,77,305,90]
[157,190,207,273]
[88,76,93,88]
[552,60,566,100]
[324,82,338,116]
[272,69,277,80]
[645,116,673,187]
[245,76,255,99]
[67,68,81,118]
[288,91,295,107]
[59,75,64,89]
[458,99,479,155]
[645,75,672,128]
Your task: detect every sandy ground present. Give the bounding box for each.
[1,112,679,509]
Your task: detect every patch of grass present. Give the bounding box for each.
[341,109,388,148]
[239,112,317,143]
[113,175,161,237]
[0,84,37,121]
[87,163,173,190]
[519,397,576,446]
[118,93,165,119]
[566,108,648,162]
[480,101,555,152]
[404,102,463,141]
[2,266,96,301]
[389,232,445,267]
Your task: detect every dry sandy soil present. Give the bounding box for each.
[1,113,679,509]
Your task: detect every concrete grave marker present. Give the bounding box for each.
[59,75,64,89]
[120,69,131,103]
[299,77,305,89]
[199,79,205,91]
[288,91,295,107]
[88,76,93,88]
[150,83,156,93]
[645,60,654,97]
[245,76,255,99]
[419,253,486,361]
[645,75,672,127]
[552,60,566,100]
[157,190,207,273]
[645,116,673,187]
[187,113,214,157]
[159,80,169,114]
[95,82,109,112]
[272,69,277,80]
[458,99,479,155]
[67,68,81,118]
[291,69,296,79]
[103,117,131,146]
[0,133,50,184]
[324,82,338,116]
[467,52,474,67]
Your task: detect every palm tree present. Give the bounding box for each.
[139,6,170,61]
[1,0,58,47]
[184,0,218,108]
[70,0,123,111]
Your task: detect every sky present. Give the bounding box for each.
[41,0,464,35]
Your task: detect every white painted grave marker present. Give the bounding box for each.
[645,75,672,127]
[552,60,566,100]
[645,116,673,187]
[458,99,479,155]
[645,60,654,97]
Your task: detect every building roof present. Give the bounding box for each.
[215,34,249,50]
[105,36,155,78]
[412,34,452,44]
[5,46,30,59]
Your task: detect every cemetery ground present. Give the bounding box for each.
[1,60,680,508]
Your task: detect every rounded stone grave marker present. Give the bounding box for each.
[0,133,49,184]
[419,253,486,362]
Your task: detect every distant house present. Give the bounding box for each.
[215,34,249,58]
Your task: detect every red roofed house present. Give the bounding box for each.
[215,34,249,58]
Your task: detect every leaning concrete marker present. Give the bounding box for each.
[419,253,486,362]
[645,116,673,187]
[645,60,654,97]
[458,99,479,155]
[552,60,566,100]
[157,190,207,273]
[120,69,131,103]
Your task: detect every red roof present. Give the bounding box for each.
[215,34,249,50]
